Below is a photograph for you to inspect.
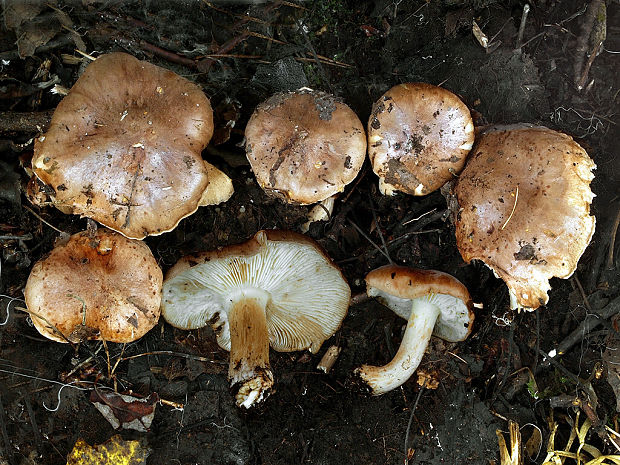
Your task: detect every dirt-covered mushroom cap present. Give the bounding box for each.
[24,228,162,343]
[245,89,366,204]
[31,52,229,239]
[162,229,350,408]
[354,265,474,396]
[453,124,596,310]
[368,82,474,196]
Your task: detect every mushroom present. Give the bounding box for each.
[161,229,350,408]
[24,228,162,343]
[31,52,233,240]
[353,265,474,395]
[244,88,366,205]
[367,82,474,196]
[453,124,596,310]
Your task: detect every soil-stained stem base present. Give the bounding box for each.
[228,292,274,408]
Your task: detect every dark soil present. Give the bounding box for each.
[1,1,619,464]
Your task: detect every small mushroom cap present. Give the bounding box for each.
[365,265,474,342]
[162,229,351,353]
[32,52,216,239]
[453,124,596,310]
[245,89,366,204]
[368,82,474,196]
[24,228,162,343]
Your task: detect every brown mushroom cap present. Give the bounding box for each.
[31,52,218,239]
[365,265,474,342]
[245,89,367,204]
[368,82,474,196]
[24,228,162,343]
[453,124,596,309]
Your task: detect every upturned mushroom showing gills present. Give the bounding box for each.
[353,265,474,396]
[31,52,233,240]
[161,230,350,408]
[453,124,596,310]
[244,88,366,205]
[367,82,474,196]
[24,228,162,343]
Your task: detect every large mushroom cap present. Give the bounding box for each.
[32,52,224,239]
[368,82,474,196]
[453,124,596,310]
[162,229,350,353]
[365,265,474,342]
[24,228,162,343]
[245,89,366,204]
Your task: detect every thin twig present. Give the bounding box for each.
[348,219,392,263]
[572,274,592,312]
[537,295,620,373]
[203,1,268,24]
[295,56,354,69]
[574,0,605,90]
[63,346,103,380]
[0,368,93,391]
[384,229,442,247]
[139,40,197,68]
[121,350,225,364]
[0,234,33,241]
[536,348,588,391]
[23,393,42,452]
[491,319,516,406]
[244,30,287,45]
[368,194,393,265]
[22,205,67,235]
[297,19,334,93]
[404,387,425,465]
[341,169,367,203]
[577,40,603,91]
[402,208,437,226]
[15,306,73,345]
[110,343,126,379]
[74,49,96,61]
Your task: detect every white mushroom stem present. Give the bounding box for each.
[300,195,336,233]
[227,289,274,408]
[355,297,439,395]
[378,178,397,196]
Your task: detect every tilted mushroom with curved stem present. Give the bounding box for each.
[161,230,350,408]
[353,265,474,395]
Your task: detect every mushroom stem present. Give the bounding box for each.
[355,298,440,395]
[228,291,274,408]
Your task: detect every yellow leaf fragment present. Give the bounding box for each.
[66,435,149,465]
